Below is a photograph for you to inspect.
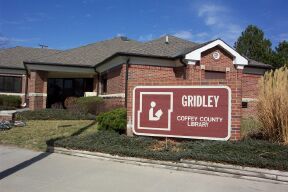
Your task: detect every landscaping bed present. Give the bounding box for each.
[0,120,97,151]
[50,131,288,171]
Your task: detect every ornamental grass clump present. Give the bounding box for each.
[257,67,288,143]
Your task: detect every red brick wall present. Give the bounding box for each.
[242,73,262,117]
[28,71,48,110]
[126,47,242,140]
[105,65,126,94]
[201,46,234,69]
[99,65,126,108]
[103,97,125,108]
[242,74,261,99]
[0,114,12,121]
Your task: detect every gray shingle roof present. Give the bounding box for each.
[1,36,272,70]
[28,37,142,66]
[27,35,199,66]
[0,46,60,69]
[248,59,272,69]
[126,35,198,58]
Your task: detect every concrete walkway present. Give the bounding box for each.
[0,145,287,192]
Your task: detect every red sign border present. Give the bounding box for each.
[132,86,232,141]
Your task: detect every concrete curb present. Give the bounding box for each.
[48,146,288,184]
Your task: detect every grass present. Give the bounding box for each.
[52,131,288,171]
[258,67,288,143]
[241,117,262,139]
[1,118,288,171]
[0,120,98,151]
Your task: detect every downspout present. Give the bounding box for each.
[179,56,188,67]
[179,56,188,80]
[23,62,30,107]
[124,58,130,108]
[24,73,29,106]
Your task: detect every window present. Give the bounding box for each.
[242,102,248,108]
[0,76,22,93]
[205,71,226,79]
[101,74,107,94]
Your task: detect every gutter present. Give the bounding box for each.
[95,52,177,69]
[24,61,95,69]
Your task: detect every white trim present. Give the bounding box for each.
[0,73,25,77]
[137,92,173,131]
[0,92,25,96]
[237,65,245,70]
[186,60,196,65]
[0,108,29,115]
[242,98,257,102]
[132,85,231,141]
[185,39,248,65]
[84,92,97,97]
[28,93,47,97]
[99,93,125,98]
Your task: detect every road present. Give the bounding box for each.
[0,145,287,192]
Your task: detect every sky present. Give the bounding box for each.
[0,0,287,50]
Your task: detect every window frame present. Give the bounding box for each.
[204,70,226,80]
[242,101,248,108]
[0,76,22,93]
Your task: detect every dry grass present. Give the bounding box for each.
[150,139,182,152]
[240,117,261,139]
[257,67,288,143]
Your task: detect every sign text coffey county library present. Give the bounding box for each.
[132,86,231,140]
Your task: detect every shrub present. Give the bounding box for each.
[51,131,288,170]
[96,108,127,133]
[16,109,95,120]
[76,96,104,115]
[0,95,21,108]
[257,67,288,143]
[64,97,78,109]
[240,117,262,139]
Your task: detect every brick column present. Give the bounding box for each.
[28,71,48,110]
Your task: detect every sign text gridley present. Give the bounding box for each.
[132,86,231,140]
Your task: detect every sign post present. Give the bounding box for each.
[132,86,231,141]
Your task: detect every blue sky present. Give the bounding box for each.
[0,0,287,50]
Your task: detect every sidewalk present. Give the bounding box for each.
[49,146,288,184]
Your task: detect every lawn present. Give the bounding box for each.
[0,120,98,151]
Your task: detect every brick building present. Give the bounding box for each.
[0,35,272,139]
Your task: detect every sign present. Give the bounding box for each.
[132,86,231,140]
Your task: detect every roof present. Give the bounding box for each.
[0,46,60,69]
[125,35,198,58]
[248,59,272,69]
[27,37,142,66]
[1,36,272,70]
[27,35,199,66]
